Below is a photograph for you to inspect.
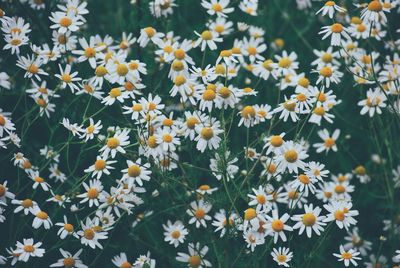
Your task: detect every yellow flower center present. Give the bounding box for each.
[23,245,35,253]
[335,184,346,194]
[117,64,129,76]
[241,106,256,118]
[84,47,96,58]
[162,134,173,143]
[341,252,353,260]
[270,135,283,147]
[200,127,214,140]
[324,138,335,148]
[95,66,107,77]
[59,17,72,27]
[334,210,345,221]
[244,208,256,221]
[320,66,333,77]
[325,1,335,6]
[296,93,307,102]
[314,107,325,116]
[194,208,205,219]
[283,101,296,111]
[201,30,213,40]
[83,228,95,240]
[94,159,106,170]
[61,73,72,83]
[186,117,199,129]
[298,174,310,184]
[171,230,181,239]
[368,1,382,11]
[174,75,186,86]
[277,254,287,263]
[220,49,232,57]
[128,165,141,177]
[107,137,120,149]
[302,213,316,226]
[202,89,216,101]
[278,57,291,68]
[36,211,48,219]
[188,255,201,267]
[87,188,99,199]
[284,150,298,163]
[63,257,76,268]
[64,223,74,232]
[174,49,186,60]
[256,194,266,204]
[271,219,284,232]
[144,27,155,37]
[212,3,223,12]
[331,23,343,33]
[247,47,257,55]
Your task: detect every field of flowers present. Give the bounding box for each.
[0,0,400,267]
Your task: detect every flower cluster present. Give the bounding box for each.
[0,0,400,267]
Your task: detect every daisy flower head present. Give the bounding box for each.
[271,247,293,267]
[361,1,387,24]
[313,65,343,88]
[316,1,346,18]
[77,217,108,249]
[31,207,52,229]
[195,118,223,152]
[201,0,234,17]
[333,245,361,267]
[265,210,293,243]
[323,200,359,230]
[358,88,387,117]
[111,252,133,268]
[343,227,372,256]
[12,198,38,215]
[194,30,223,51]
[319,23,351,46]
[99,128,130,158]
[72,36,105,68]
[101,87,130,106]
[291,204,326,238]
[77,179,104,207]
[276,140,308,174]
[50,248,87,268]
[55,64,82,92]
[176,243,212,268]
[121,158,152,187]
[84,156,116,179]
[55,216,78,239]
[137,26,164,47]
[163,220,189,247]
[3,32,29,54]
[274,50,299,76]
[313,128,340,153]
[0,180,15,204]
[187,199,212,228]
[14,238,45,262]
[50,11,84,34]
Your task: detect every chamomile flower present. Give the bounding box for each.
[361,1,387,24]
[137,27,164,47]
[195,118,223,152]
[358,88,387,117]
[313,128,340,153]
[102,87,130,106]
[12,198,38,215]
[271,247,293,267]
[16,55,48,81]
[3,32,29,54]
[55,64,81,92]
[77,179,104,207]
[333,245,361,267]
[49,11,83,34]
[14,238,45,262]
[55,216,78,239]
[0,180,15,204]
[319,23,351,47]
[163,220,188,247]
[111,253,133,268]
[291,204,326,237]
[276,141,308,173]
[248,185,273,212]
[100,128,130,158]
[77,217,108,249]
[80,118,102,141]
[343,227,372,256]
[323,200,359,230]
[194,30,222,51]
[73,37,105,68]
[316,1,346,18]
[176,243,212,268]
[121,158,152,187]
[187,200,212,228]
[201,0,234,17]
[265,210,293,243]
[84,156,116,179]
[50,249,87,268]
